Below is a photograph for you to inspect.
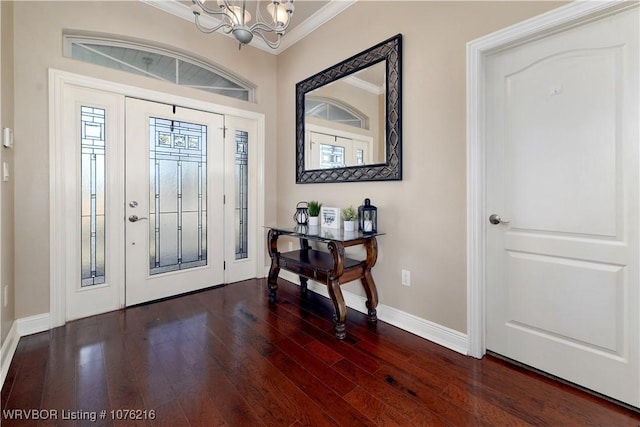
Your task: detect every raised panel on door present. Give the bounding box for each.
[506,251,623,353]
[505,48,621,238]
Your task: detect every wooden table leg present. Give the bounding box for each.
[328,279,346,339]
[361,237,379,323]
[299,238,310,295]
[327,241,346,339]
[267,229,280,303]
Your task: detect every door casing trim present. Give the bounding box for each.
[466,0,634,358]
[49,69,267,328]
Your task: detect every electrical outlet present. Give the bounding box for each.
[401,269,411,287]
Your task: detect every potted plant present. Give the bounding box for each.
[308,200,322,226]
[342,205,358,232]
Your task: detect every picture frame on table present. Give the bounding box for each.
[320,206,341,229]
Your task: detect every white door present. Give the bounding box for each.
[63,85,124,321]
[486,7,639,406]
[125,98,225,306]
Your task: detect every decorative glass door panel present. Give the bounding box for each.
[320,143,345,169]
[81,106,106,286]
[149,117,208,274]
[126,98,224,306]
[234,129,248,260]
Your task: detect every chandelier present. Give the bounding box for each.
[191,0,295,49]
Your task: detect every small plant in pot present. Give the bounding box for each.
[342,206,358,232]
[308,200,322,226]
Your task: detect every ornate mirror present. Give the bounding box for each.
[296,34,402,183]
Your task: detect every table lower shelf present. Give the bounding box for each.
[279,249,365,284]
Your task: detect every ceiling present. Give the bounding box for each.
[142,0,356,54]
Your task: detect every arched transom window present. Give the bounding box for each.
[64,34,254,102]
[305,96,369,129]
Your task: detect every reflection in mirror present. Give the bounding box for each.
[296,34,402,183]
[305,61,386,169]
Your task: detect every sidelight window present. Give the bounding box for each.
[235,130,249,260]
[80,106,106,287]
[320,144,345,169]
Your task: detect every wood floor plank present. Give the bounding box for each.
[207,300,346,427]
[190,315,299,426]
[275,337,356,397]
[1,278,639,427]
[266,347,375,427]
[338,357,478,427]
[191,358,267,427]
[343,386,422,427]
[176,390,228,427]
[440,381,538,426]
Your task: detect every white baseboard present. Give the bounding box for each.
[1,313,51,389]
[0,321,20,388]
[17,313,51,337]
[279,270,468,355]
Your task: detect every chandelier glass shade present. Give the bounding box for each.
[191,0,295,49]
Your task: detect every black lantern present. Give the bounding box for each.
[293,201,309,225]
[358,198,377,234]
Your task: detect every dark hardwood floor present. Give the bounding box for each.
[2,278,639,426]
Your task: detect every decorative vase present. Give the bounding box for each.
[344,220,356,232]
[308,216,319,226]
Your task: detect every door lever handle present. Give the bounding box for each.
[128,215,148,223]
[489,214,510,225]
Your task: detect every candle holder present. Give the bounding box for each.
[293,201,309,225]
[358,198,377,234]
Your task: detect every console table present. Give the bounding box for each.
[266,225,383,339]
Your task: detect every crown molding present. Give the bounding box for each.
[276,0,356,53]
[343,75,384,95]
[139,0,357,55]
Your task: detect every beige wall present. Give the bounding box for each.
[12,1,278,319]
[276,1,563,333]
[1,0,15,344]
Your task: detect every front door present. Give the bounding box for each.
[485,7,639,406]
[125,98,225,306]
[57,78,263,323]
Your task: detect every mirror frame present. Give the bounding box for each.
[296,34,402,184]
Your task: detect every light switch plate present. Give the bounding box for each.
[3,162,9,182]
[3,128,13,148]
